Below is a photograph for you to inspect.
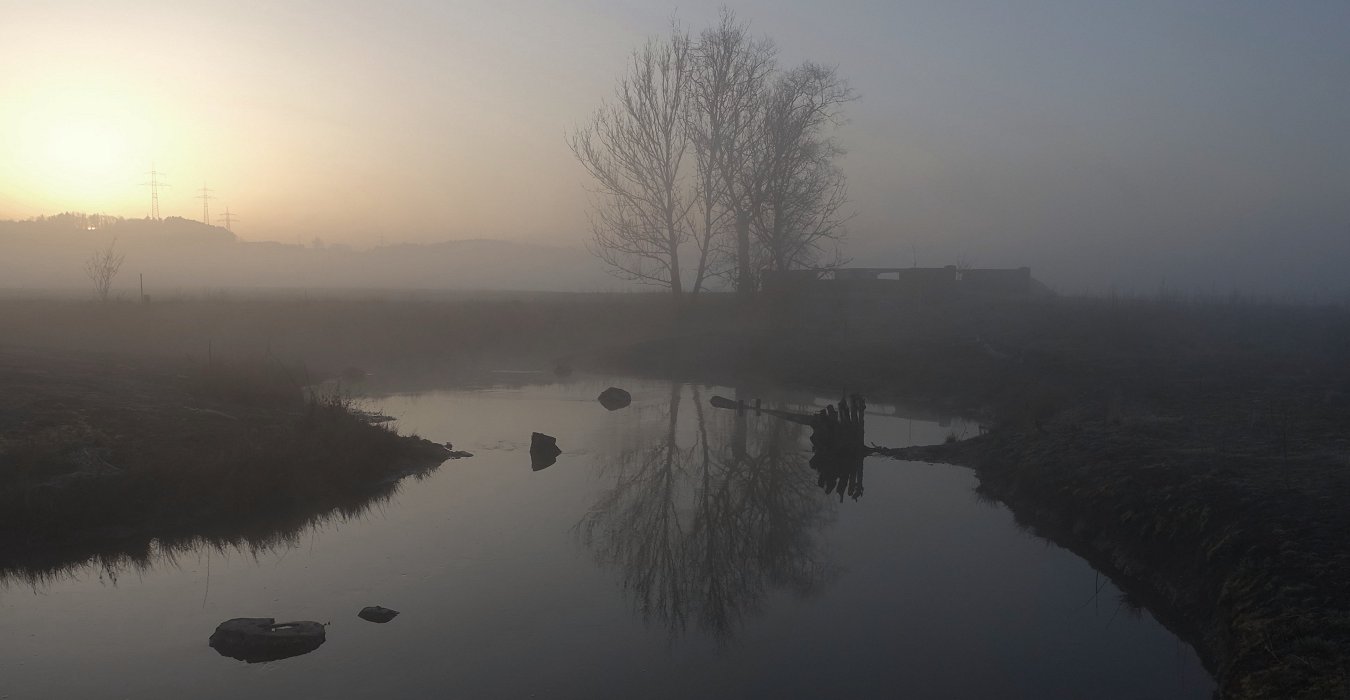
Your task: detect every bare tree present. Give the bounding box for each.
[690,16,853,294]
[575,14,854,297]
[750,63,854,278]
[686,10,776,298]
[84,237,125,302]
[570,30,694,296]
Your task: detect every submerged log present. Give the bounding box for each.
[710,395,740,410]
[708,395,815,425]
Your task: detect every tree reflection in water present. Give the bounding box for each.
[577,384,843,639]
[812,448,865,502]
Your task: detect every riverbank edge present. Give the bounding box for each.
[874,431,1348,700]
[0,351,457,566]
[598,316,1350,700]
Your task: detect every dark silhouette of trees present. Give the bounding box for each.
[573,12,854,298]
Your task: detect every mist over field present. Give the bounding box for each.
[3,1,1349,298]
[4,3,1350,699]
[0,215,620,295]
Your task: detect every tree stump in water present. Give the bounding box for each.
[810,394,868,501]
[810,394,867,454]
[707,392,870,500]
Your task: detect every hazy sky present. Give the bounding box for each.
[2,1,1348,295]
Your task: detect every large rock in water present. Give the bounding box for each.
[208,618,326,663]
[530,432,562,471]
[597,387,632,411]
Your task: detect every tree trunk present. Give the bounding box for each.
[736,210,752,299]
[668,228,684,297]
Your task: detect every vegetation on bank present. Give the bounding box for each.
[0,351,450,562]
[876,418,1350,699]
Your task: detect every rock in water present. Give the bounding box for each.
[358,606,400,623]
[597,387,632,411]
[209,618,326,663]
[530,432,562,471]
[530,432,560,452]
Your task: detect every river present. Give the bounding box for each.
[0,374,1214,698]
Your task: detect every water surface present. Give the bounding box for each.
[0,375,1214,698]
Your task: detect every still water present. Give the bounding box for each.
[0,375,1213,699]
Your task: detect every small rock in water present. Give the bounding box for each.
[358,606,400,623]
[530,432,562,470]
[597,387,632,411]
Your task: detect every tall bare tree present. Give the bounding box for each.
[570,31,694,296]
[575,14,854,297]
[686,10,776,298]
[750,63,854,279]
[84,237,125,302]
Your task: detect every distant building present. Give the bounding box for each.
[763,266,1048,304]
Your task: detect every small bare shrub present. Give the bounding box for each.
[85,238,126,302]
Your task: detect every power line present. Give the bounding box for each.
[196,183,216,225]
[217,206,240,232]
[140,165,169,220]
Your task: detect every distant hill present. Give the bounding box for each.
[0,214,623,294]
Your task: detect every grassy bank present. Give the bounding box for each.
[876,415,1350,698]
[0,348,451,564]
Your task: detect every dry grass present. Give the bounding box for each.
[0,354,448,561]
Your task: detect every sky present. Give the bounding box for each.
[1,1,1348,295]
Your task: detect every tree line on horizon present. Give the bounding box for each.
[570,10,855,299]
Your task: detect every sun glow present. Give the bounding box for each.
[1,84,155,209]
[42,114,128,175]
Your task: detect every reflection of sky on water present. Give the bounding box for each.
[0,375,1212,699]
